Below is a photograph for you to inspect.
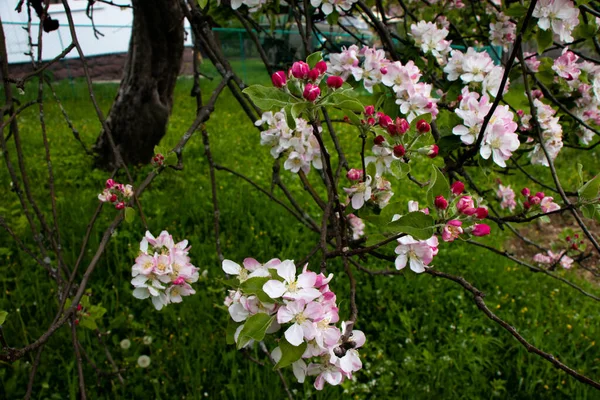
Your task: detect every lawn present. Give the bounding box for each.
[1,60,599,399]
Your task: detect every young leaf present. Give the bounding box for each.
[242,85,294,111]
[240,277,273,303]
[196,0,208,8]
[125,207,136,223]
[389,160,410,180]
[274,338,307,369]
[321,92,364,112]
[426,166,450,206]
[306,52,323,69]
[386,211,435,240]
[0,310,7,325]
[236,313,275,350]
[578,174,600,201]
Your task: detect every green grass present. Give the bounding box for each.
[1,62,600,399]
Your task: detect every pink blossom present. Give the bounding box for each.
[540,196,560,213]
[394,235,439,273]
[472,224,491,237]
[442,220,463,242]
[497,184,517,211]
[552,49,580,81]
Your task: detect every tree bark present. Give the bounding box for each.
[94,0,184,168]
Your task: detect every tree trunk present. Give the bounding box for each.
[94,0,184,168]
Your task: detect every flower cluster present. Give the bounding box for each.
[222,258,365,390]
[452,88,519,167]
[255,110,322,174]
[229,0,267,12]
[533,0,580,43]
[496,184,517,211]
[131,231,199,310]
[489,13,516,51]
[521,188,560,213]
[98,179,133,210]
[310,0,357,15]
[343,173,394,210]
[444,48,507,98]
[409,21,452,65]
[328,45,439,121]
[528,99,564,166]
[533,250,574,269]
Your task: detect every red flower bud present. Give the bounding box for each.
[416,119,431,133]
[343,115,350,123]
[521,187,530,196]
[393,144,406,158]
[346,169,364,181]
[303,83,321,102]
[395,117,410,135]
[291,61,310,79]
[315,60,328,74]
[566,236,571,242]
[115,202,125,210]
[387,124,398,136]
[367,117,376,125]
[75,319,79,325]
[427,144,439,158]
[374,135,385,145]
[364,105,375,116]
[109,194,118,203]
[271,71,287,88]
[77,304,82,311]
[535,192,545,199]
[571,243,579,250]
[472,224,491,237]
[378,114,392,128]
[523,201,531,209]
[326,75,344,89]
[308,68,320,81]
[574,234,579,239]
[474,207,488,219]
[451,181,465,195]
[434,195,448,210]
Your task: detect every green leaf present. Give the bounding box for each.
[88,305,107,319]
[426,166,450,206]
[437,135,463,155]
[0,310,7,325]
[283,105,297,130]
[573,24,598,41]
[124,207,136,223]
[236,313,275,349]
[79,317,98,330]
[306,52,323,69]
[536,28,553,54]
[291,102,310,119]
[326,12,339,26]
[504,3,528,17]
[577,163,584,188]
[226,319,240,345]
[578,174,600,201]
[389,160,410,180]
[364,233,388,247]
[385,211,435,240]
[242,85,294,111]
[345,112,362,126]
[321,92,364,112]
[240,277,273,303]
[274,339,307,369]
[196,0,208,7]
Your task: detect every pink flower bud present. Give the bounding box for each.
[532,89,543,99]
[106,179,115,189]
[364,105,375,116]
[529,196,541,206]
[435,195,448,210]
[395,117,410,135]
[374,135,385,145]
[315,60,328,74]
[393,144,406,158]
[380,67,388,75]
[271,71,287,88]
[457,196,474,212]
[308,68,320,81]
[378,114,392,128]
[462,207,477,216]
[427,144,439,158]
[303,83,320,102]
[472,224,491,237]
[451,181,465,195]
[416,119,431,133]
[326,75,344,89]
[291,61,310,79]
[367,117,376,125]
[521,187,530,196]
[173,277,186,285]
[346,169,364,181]
[115,202,125,210]
[535,192,545,199]
[474,207,488,219]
